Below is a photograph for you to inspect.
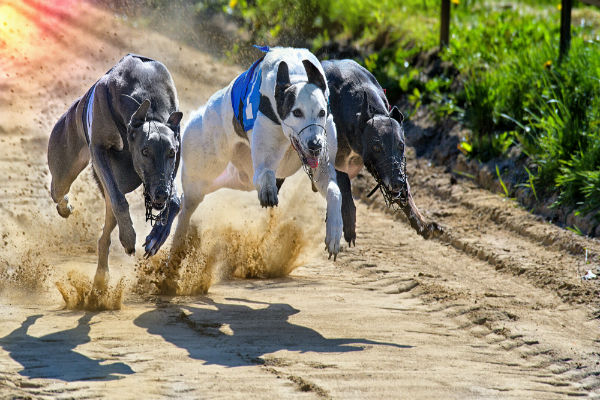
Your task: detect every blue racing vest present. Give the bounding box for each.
[231,46,270,132]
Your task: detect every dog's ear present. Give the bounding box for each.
[356,92,372,126]
[130,99,151,130]
[275,61,291,96]
[390,106,404,124]
[275,61,297,120]
[167,111,183,127]
[302,60,326,93]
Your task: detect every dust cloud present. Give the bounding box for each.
[136,173,324,295]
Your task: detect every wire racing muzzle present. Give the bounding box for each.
[143,182,172,227]
[288,123,328,181]
[366,157,408,209]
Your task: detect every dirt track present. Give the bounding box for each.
[0,1,599,398]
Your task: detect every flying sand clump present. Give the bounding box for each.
[56,270,125,311]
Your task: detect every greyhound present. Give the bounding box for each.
[47,54,183,289]
[165,47,343,263]
[322,59,440,244]
[279,59,439,245]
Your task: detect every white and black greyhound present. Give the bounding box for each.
[162,47,343,262]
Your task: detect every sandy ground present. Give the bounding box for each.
[0,1,599,398]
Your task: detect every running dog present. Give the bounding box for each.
[168,47,343,260]
[323,59,440,244]
[48,54,183,288]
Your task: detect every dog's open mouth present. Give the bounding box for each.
[291,136,321,169]
[144,191,169,226]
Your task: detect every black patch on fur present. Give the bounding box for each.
[275,61,296,120]
[232,115,249,141]
[302,59,327,93]
[258,95,280,125]
[275,86,297,121]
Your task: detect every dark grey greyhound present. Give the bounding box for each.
[47,54,183,289]
[320,59,440,245]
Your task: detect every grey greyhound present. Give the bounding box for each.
[322,59,440,245]
[47,54,183,288]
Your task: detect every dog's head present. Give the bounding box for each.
[358,93,407,203]
[275,60,328,169]
[127,99,182,211]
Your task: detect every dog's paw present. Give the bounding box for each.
[258,182,279,207]
[56,196,73,218]
[144,223,170,258]
[421,221,444,240]
[325,210,343,260]
[119,224,136,255]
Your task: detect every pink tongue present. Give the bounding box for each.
[307,157,319,169]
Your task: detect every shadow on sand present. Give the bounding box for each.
[134,297,412,367]
[0,313,133,381]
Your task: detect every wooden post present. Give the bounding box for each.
[440,0,450,48]
[559,0,572,59]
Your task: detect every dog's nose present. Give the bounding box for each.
[154,188,168,204]
[307,138,321,153]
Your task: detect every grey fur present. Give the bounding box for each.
[47,54,183,288]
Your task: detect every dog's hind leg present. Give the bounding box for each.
[48,109,90,218]
[94,199,117,289]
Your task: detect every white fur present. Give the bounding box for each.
[171,47,343,256]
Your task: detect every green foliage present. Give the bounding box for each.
[496,165,510,198]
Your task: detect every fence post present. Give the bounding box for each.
[559,0,572,59]
[440,0,450,48]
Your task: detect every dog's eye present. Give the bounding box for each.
[372,144,382,153]
[168,148,176,158]
[318,109,326,118]
[292,109,303,118]
[141,148,150,157]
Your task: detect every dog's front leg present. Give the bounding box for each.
[91,145,136,255]
[336,170,356,247]
[314,116,343,259]
[144,189,181,258]
[251,117,289,207]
